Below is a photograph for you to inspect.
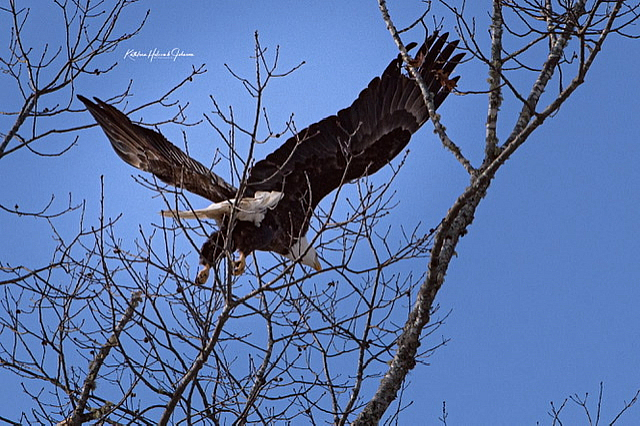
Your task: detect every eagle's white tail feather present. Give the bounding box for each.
[161,191,283,227]
[161,208,214,220]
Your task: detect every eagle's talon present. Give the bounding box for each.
[195,264,211,285]
[232,252,246,276]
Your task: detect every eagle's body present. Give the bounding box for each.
[78,32,463,283]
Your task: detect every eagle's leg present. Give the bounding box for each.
[195,263,211,285]
[232,252,246,276]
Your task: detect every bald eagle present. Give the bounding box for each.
[78,32,463,284]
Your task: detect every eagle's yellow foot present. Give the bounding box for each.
[195,264,211,285]
[232,252,246,276]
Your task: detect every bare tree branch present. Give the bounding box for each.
[355,1,638,423]
[1,3,639,425]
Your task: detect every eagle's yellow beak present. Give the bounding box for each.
[313,259,322,272]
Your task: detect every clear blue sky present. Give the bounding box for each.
[1,1,639,424]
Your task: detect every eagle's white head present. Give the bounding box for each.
[285,236,321,272]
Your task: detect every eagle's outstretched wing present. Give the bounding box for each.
[78,95,237,203]
[247,32,463,207]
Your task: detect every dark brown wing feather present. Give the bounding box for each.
[247,32,464,208]
[78,96,237,202]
